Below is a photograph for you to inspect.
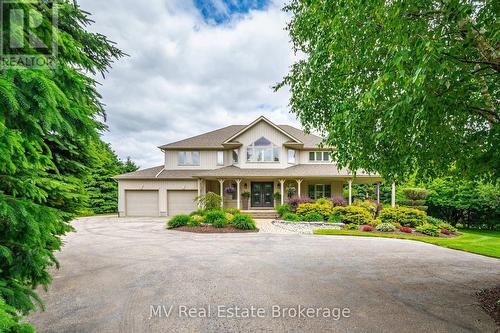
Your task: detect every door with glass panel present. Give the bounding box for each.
[251,182,274,207]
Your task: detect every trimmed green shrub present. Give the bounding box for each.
[296,201,332,219]
[427,216,458,232]
[376,223,396,232]
[416,223,440,237]
[213,218,227,228]
[402,188,431,201]
[303,212,324,222]
[344,223,359,230]
[168,215,190,228]
[282,212,300,221]
[379,207,427,227]
[276,204,292,217]
[331,206,373,225]
[205,210,227,224]
[328,214,342,223]
[353,199,378,217]
[190,209,206,216]
[232,214,257,230]
[369,219,382,227]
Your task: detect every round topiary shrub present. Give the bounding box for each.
[331,206,373,225]
[400,227,413,233]
[379,207,426,228]
[232,214,256,230]
[205,210,227,224]
[167,214,190,228]
[282,212,300,221]
[376,223,396,232]
[303,212,324,222]
[213,218,227,228]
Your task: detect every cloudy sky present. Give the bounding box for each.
[79,0,299,168]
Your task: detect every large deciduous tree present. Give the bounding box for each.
[278,0,499,181]
[0,1,124,329]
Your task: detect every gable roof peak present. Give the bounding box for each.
[223,115,303,144]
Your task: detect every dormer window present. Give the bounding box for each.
[246,137,280,162]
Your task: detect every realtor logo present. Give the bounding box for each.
[1,0,58,68]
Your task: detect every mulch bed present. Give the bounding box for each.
[476,285,500,326]
[173,225,259,233]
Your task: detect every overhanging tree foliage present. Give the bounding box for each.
[277,0,499,181]
[0,1,124,329]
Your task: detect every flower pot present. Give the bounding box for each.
[241,198,249,210]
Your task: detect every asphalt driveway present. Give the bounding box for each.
[28,216,500,333]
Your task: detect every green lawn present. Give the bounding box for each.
[314,229,500,258]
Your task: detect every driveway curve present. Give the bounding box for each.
[28,216,500,333]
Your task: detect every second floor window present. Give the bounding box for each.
[309,151,330,162]
[246,137,280,162]
[178,151,200,166]
[232,149,239,164]
[288,149,296,164]
[217,151,224,166]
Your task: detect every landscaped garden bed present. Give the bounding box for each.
[174,224,258,233]
[166,192,258,233]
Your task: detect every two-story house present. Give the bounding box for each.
[114,116,383,216]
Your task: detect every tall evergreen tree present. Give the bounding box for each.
[0,1,124,330]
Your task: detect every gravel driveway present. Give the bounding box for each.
[28,216,500,333]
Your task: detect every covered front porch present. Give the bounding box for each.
[196,176,393,211]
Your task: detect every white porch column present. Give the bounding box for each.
[296,179,303,198]
[197,179,202,208]
[218,179,224,208]
[376,183,380,204]
[391,182,396,207]
[348,179,353,205]
[235,179,242,210]
[279,179,285,205]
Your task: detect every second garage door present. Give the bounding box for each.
[126,190,159,216]
[168,190,198,216]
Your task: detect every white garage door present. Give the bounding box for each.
[168,190,198,216]
[126,190,159,216]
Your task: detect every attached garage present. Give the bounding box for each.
[125,190,159,216]
[167,190,198,216]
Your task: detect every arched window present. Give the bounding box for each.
[246,137,280,162]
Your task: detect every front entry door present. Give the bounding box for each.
[251,182,274,208]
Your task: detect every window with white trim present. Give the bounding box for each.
[246,137,280,162]
[308,151,330,162]
[216,151,224,166]
[178,151,200,166]
[232,149,239,164]
[308,184,332,199]
[288,149,296,164]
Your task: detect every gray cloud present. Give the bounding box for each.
[79,0,297,167]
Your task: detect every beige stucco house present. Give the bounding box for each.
[114,116,384,217]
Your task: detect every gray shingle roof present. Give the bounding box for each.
[193,165,379,178]
[158,123,323,149]
[113,166,211,180]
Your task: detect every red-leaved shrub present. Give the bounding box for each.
[330,196,347,207]
[287,196,314,212]
[440,228,450,235]
[400,227,413,233]
[361,225,374,232]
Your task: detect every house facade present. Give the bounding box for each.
[114,116,383,217]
